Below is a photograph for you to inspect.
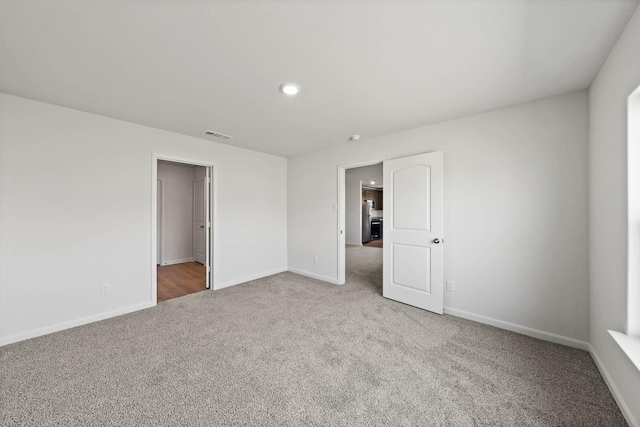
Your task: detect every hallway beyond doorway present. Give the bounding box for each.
[157,262,206,302]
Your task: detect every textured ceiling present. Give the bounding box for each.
[1,0,638,157]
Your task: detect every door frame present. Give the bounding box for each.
[157,178,164,266]
[337,157,387,285]
[192,178,207,265]
[358,180,363,245]
[151,153,217,304]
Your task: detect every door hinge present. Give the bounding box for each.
[206,266,211,273]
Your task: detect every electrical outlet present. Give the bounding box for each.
[313,255,319,264]
[101,283,111,295]
[446,280,454,292]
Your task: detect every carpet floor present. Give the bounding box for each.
[0,246,627,426]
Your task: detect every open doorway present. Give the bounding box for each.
[339,162,384,293]
[345,164,383,247]
[152,155,214,303]
[362,183,384,248]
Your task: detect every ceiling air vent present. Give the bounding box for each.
[202,130,233,140]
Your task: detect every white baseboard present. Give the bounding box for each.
[0,301,156,347]
[443,307,589,350]
[215,267,288,290]
[288,268,339,284]
[162,258,194,266]
[345,242,362,246]
[589,344,638,427]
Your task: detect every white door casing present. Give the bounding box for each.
[157,179,163,265]
[152,153,215,303]
[193,179,206,265]
[204,169,211,289]
[383,151,444,314]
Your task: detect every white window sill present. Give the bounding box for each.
[608,330,640,372]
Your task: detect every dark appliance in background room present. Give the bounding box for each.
[370,217,382,240]
[362,201,372,243]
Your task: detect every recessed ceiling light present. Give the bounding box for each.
[350,135,361,141]
[279,83,300,95]
[370,181,376,185]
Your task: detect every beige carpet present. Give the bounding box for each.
[0,246,627,426]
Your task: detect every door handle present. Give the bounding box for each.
[433,238,440,244]
[199,225,204,229]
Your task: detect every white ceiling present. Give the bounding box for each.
[347,164,383,189]
[1,1,638,158]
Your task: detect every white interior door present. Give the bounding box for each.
[193,179,206,265]
[383,151,444,314]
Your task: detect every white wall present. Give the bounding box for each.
[158,161,194,264]
[345,164,382,245]
[589,3,640,424]
[289,91,589,344]
[0,93,288,344]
